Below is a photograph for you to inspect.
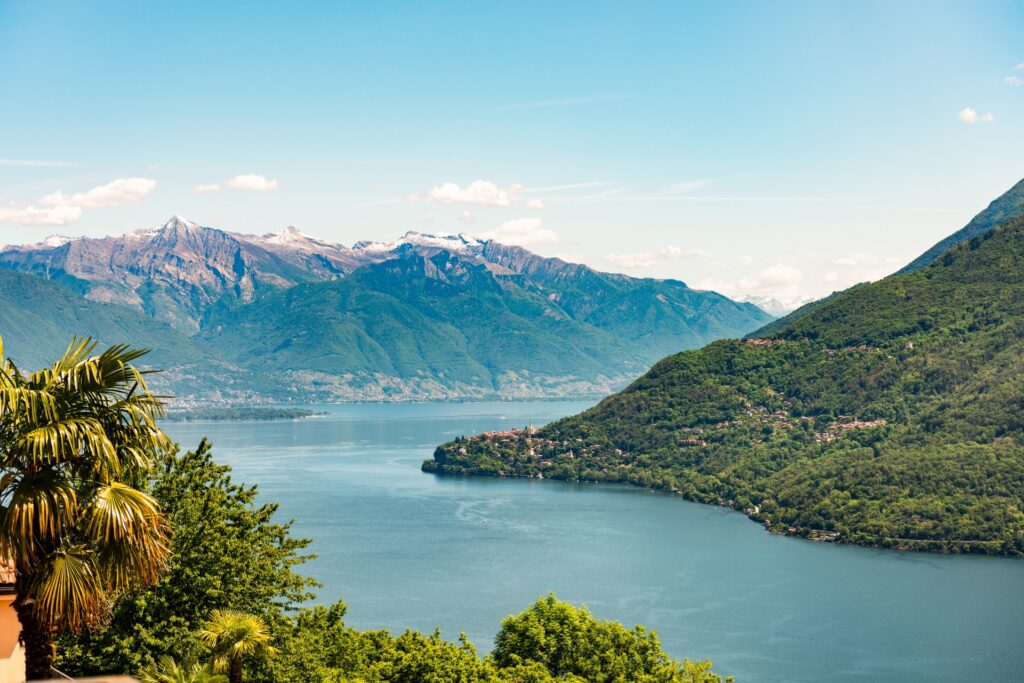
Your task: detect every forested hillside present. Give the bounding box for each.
[202,246,771,400]
[427,217,1024,554]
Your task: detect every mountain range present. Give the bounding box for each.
[0,217,772,402]
[426,177,1024,555]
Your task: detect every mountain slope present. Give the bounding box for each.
[0,218,771,402]
[427,216,1024,554]
[204,247,771,400]
[897,176,1024,274]
[0,216,386,332]
[744,175,1024,340]
[0,270,255,400]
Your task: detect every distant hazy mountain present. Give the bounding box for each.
[0,217,771,402]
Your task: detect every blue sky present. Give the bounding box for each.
[1,1,1021,309]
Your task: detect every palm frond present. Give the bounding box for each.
[0,470,78,562]
[87,483,169,588]
[138,655,228,683]
[33,545,107,631]
[197,609,277,672]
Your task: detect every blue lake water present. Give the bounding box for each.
[164,401,1024,683]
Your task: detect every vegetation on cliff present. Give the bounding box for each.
[426,217,1024,555]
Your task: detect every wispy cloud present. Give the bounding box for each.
[664,178,715,194]
[1005,76,1024,87]
[0,205,81,226]
[428,180,521,207]
[523,181,614,194]
[958,107,994,124]
[496,94,624,111]
[195,174,279,193]
[476,217,560,246]
[0,177,156,227]
[41,177,156,209]
[227,174,279,191]
[605,245,707,269]
[0,159,78,168]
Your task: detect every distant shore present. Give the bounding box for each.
[161,406,326,422]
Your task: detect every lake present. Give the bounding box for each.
[163,401,1024,683]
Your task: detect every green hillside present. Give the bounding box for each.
[0,270,254,401]
[426,217,1024,554]
[204,249,772,400]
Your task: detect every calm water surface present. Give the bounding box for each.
[164,401,1024,683]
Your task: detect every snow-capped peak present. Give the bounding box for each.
[41,234,72,248]
[353,231,485,253]
[398,231,485,250]
[257,226,344,252]
[162,215,200,231]
[0,233,75,252]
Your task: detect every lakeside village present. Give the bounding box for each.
[457,369,889,546]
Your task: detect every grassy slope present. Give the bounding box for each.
[426,218,1024,554]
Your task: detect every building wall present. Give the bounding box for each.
[0,595,24,683]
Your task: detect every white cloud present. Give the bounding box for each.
[457,211,476,224]
[737,255,754,265]
[958,107,994,124]
[226,174,279,191]
[605,245,707,269]
[0,205,82,226]
[699,264,805,310]
[476,217,560,246]
[147,163,160,171]
[41,177,156,209]
[525,198,545,209]
[1016,63,1024,71]
[823,253,887,288]
[195,183,222,193]
[1005,76,1024,87]
[0,159,77,168]
[428,180,521,207]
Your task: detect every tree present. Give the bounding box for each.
[492,594,731,683]
[138,655,227,683]
[56,438,316,676]
[0,338,172,679]
[197,610,276,683]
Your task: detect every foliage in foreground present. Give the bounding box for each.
[270,595,730,683]
[59,440,730,682]
[427,218,1024,554]
[58,439,316,674]
[0,339,173,678]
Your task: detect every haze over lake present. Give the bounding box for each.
[164,401,1024,683]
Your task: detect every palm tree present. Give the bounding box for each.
[138,656,228,683]
[197,610,276,683]
[0,338,173,679]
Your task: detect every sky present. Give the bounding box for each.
[1,1,1022,311]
